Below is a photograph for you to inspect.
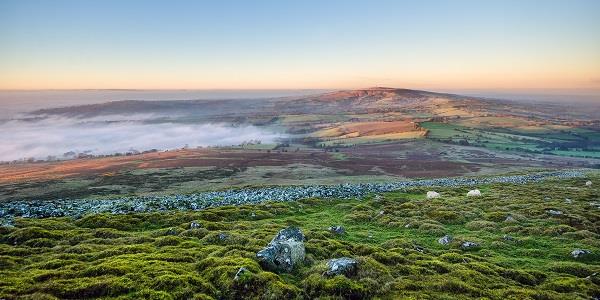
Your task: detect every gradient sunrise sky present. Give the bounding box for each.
[1,0,599,90]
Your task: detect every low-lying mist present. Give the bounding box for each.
[0,115,285,162]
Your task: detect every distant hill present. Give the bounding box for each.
[29,87,599,121]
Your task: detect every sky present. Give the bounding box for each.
[1,0,599,90]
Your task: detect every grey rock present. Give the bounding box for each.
[413,245,425,253]
[547,210,563,216]
[571,249,591,259]
[218,232,229,241]
[502,235,514,241]
[190,221,201,229]
[328,225,346,235]
[460,241,480,250]
[257,227,305,273]
[438,235,453,246]
[324,257,358,277]
[0,170,585,224]
[165,228,178,235]
[504,215,516,222]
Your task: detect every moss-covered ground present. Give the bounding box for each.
[1,175,599,299]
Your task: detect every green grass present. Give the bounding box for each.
[1,175,599,299]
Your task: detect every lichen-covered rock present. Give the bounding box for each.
[571,249,591,259]
[257,227,305,273]
[467,189,481,197]
[328,225,345,235]
[427,191,440,199]
[324,257,358,277]
[438,235,453,246]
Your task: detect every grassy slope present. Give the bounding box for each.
[0,175,599,299]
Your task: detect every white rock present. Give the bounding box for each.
[426,191,440,199]
[467,189,481,197]
[586,181,592,186]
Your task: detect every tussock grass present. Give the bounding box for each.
[0,175,599,299]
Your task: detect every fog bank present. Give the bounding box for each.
[0,116,284,162]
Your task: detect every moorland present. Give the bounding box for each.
[0,88,599,299]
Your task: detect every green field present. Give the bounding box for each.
[421,121,600,157]
[1,175,598,299]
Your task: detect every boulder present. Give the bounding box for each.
[504,215,516,223]
[256,227,305,273]
[586,181,592,187]
[438,235,453,246]
[571,249,591,259]
[460,241,480,250]
[467,189,481,197]
[324,257,358,277]
[427,191,440,199]
[328,225,346,235]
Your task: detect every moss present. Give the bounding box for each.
[548,262,596,277]
[1,175,600,299]
[542,277,590,293]
[22,238,57,248]
[154,236,183,247]
[4,227,62,245]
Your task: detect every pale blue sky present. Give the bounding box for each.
[1,0,599,89]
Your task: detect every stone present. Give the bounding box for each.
[328,225,346,235]
[467,189,481,197]
[165,228,178,235]
[426,191,440,199]
[460,241,480,250]
[324,257,358,277]
[190,221,201,229]
[234,267,249,281]
[565,198,572,204]
[256,227,305,273]
[504,215,516,223]
[502,235,514,241]
[571,249,591,259]
[218,232,229,241]
[547,210,562,216]
[438,235,453,246]
[586,181,592,186]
